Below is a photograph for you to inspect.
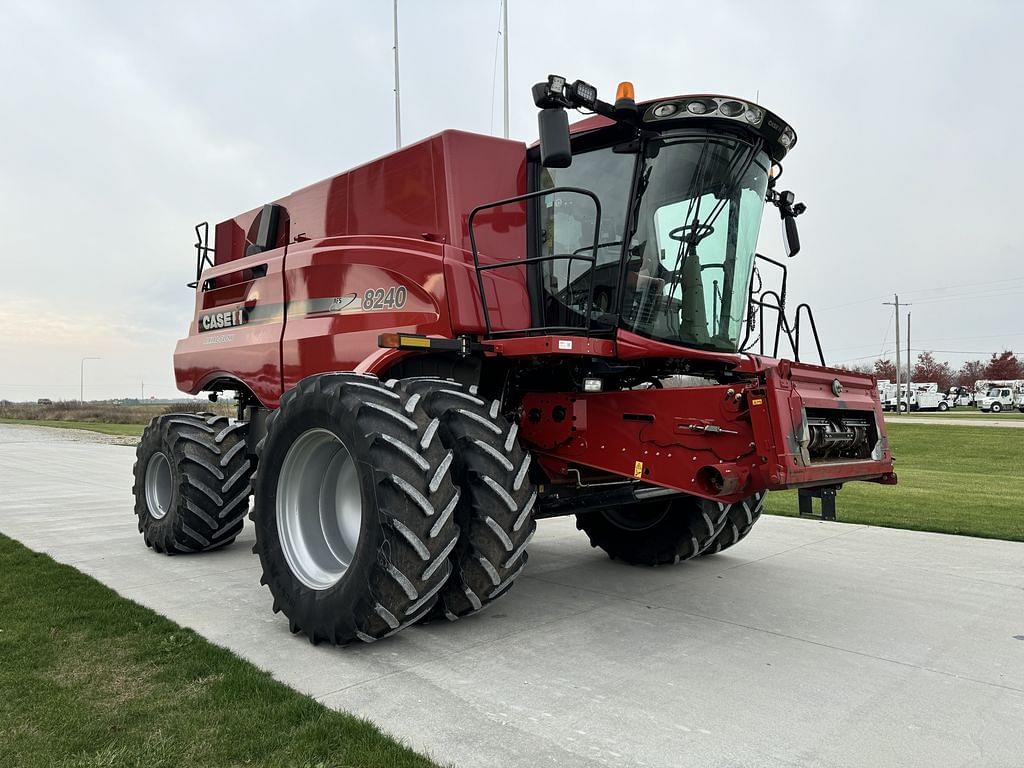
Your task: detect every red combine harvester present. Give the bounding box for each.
[133,76,895,644]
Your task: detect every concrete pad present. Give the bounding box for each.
[1,423,1023,768]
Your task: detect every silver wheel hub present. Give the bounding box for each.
[144,451,173,520]
[276,428,363,591]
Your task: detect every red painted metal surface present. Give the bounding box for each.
[174,246,287,407]
[519,364,894,504]
[173,116,895,498]
[174,130,530,406]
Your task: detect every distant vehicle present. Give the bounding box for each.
[914,391,950,412]
[975,380,1024,413]
[37,398,53,405]
[881,383,945,412]
[945,386,973,407]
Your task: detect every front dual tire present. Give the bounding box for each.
[251,374,461,644]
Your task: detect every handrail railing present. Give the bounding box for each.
[188,222,215,288]
[468,186,602,338]
[740,254,825,365]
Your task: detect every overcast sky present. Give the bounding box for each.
[1,0,1021,401]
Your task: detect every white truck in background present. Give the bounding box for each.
[945,386,973,407]
[880,382,947,412]
[975,380,1024,413]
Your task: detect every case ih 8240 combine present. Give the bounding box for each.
[134,76,896,644]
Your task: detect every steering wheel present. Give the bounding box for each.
[668,223,715,244]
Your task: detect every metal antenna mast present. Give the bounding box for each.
[393,0,402,148]
[502,0,509,138]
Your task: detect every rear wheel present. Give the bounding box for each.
[576,495,728,565]
[702,492,766,555]
[938,401,949,412]
[392,378,537,620]
[132,413,253,554]
[251,373,460,644]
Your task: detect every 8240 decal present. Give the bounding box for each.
[363,286,407,310]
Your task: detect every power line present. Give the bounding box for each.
[817,275,1024,312]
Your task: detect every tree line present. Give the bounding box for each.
[837,351,1022,391]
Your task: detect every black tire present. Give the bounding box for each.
[576,495,729,565]
[938,401,948,412]
[702,492,766,555]
[991,402,1002,413]
[899,402,908,412]
[132,413,253,554]
[392,378,536,620]
[251,373,460,644]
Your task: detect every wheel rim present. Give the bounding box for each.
[602,502,671,532]
[276,428,363,591]
[144,452,173,520]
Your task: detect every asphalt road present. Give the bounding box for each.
[2,423,1023,768]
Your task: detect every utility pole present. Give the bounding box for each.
[393,0,402,149]
[80,357,100,404]
[883,296,902,411]
[502,0,509,138]
[906,312,912,413]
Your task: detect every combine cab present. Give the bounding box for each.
[133,75,895,644]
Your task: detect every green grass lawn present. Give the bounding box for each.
[0,418,145,436]
[766,422,1024,542]
[0,534,437,768]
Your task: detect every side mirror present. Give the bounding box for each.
[782,214,800,258]
[538,108,571,168]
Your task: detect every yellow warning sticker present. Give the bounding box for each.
[634,461,644,479]
[751,398,764,406]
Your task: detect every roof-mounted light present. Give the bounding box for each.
[568,79,597,108]
[719,100,745,117]
[641,96,796,160]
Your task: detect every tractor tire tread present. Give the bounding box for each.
[132,413,253,554]
[251,373,459,645]
[703,492,766,555]
[392,377,536,620]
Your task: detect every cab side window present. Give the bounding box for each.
[536,147,635,322]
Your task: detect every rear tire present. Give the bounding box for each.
[702,492,766,555]
[251,373,460,644]
[132,413,253,554]
[576,495,728,565]
[938,401,948,412]
[392,378,537,620]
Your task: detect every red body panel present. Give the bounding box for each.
[173,122,895,499]
[175,130,529,407]
[518,357,894,503]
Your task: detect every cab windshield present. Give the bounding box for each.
[534,129,769,352]
[621,133,770,352]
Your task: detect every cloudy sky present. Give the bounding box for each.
[1,0,1020,401]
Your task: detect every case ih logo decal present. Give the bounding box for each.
[199,308,247,332]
